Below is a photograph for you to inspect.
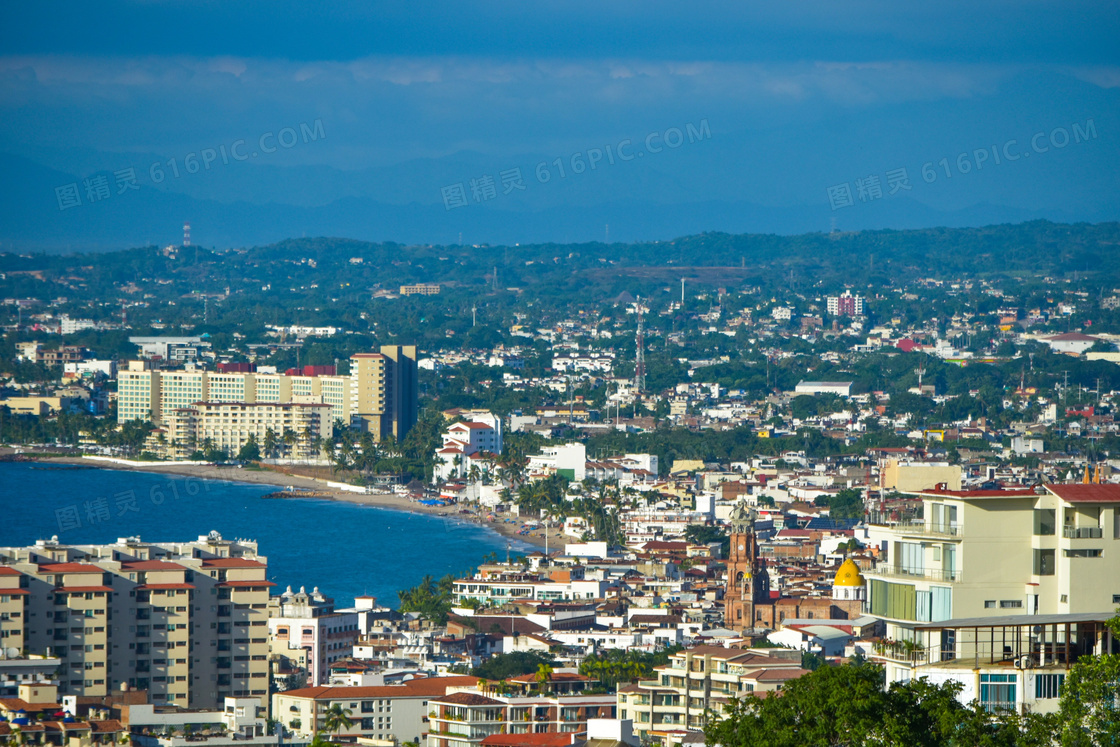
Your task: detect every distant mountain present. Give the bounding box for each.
[0,147,1115,254]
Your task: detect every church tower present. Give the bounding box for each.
[725,503,769,630]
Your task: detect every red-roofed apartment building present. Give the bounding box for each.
[434,412,503,482]
[0,532,272,709]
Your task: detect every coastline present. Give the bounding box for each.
[2,449,560,553]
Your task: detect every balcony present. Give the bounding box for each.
[869,517,963,538]
[1062,526,1102,539]
[865,565,962,582]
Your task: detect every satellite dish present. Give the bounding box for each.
[4,647,19,659]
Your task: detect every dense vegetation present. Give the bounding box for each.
[706,654,1120,747]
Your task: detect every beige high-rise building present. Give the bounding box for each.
[116,349,416,442]
[350,345,418,441]
[160,401,333,459]
[0,533,272,709]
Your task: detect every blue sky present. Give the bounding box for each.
[0,1,1117,250]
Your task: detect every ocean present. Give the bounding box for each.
[0,461,518,607]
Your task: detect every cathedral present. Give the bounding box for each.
[723,503,771,630]
[724,502,866,631]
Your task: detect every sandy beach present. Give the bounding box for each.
[2,448,563,553]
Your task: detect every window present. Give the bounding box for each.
[1113,595,1120,604]
[1033,549,1055,576]
[984,600,996,609]
[980,674,1016,712]
[1033,509,1056,536]
[1036,674,1064,699]
[999,600,1023,609]
[1064,549,1102,558]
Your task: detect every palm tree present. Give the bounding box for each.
[534,663,554,694]
[263,428,278,460]
[321,704,354,735]
[282,430,297,463]
[301,426,314,461]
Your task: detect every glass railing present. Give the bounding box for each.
[866,566,962,582]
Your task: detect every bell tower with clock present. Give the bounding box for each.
[725,502,769,630]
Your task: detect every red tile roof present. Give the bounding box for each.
[39,563,102,573]
[434,691,505,706]
[1046,483,1120,504]
[120,561,187,571]
[0,568,22,576]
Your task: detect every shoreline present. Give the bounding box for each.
[2,449,560,553]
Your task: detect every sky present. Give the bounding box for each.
[0,1,1118,251]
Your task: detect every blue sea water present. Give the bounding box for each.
[0,462,519,607]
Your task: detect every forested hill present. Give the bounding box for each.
[2,220,1118,303]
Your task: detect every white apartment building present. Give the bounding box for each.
[452,570,605,606]
[274,676,480,744]
[0,533,272,708]
[434,415,504,482]
[618,647,806,741]
[551,351,616,373]
[527,443,587,481]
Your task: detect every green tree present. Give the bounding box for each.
[1057,653,1120,746]
[705,661,1056,747]
[237,435,261,462]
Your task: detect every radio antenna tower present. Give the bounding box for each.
[183,221,191,247]
[633,297,646,393]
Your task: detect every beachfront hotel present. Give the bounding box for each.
[0,532,271,709]
[118,345,418,444]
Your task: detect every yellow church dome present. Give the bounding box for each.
[833,558,864,587]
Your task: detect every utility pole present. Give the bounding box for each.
[681,278,685,304]
[472,305,477,327]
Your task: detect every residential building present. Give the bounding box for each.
[434,413,504,482]
[427,690,616,747]
[118,347,417,441]
[794,381,853,397]
[0,654,61,699]
[351,345,418,441]
[267,586,359,687]
[159,401,333,459]
[274,676,480,744]
[826,291,864,317]
[864,483,1120,658]
[0,533,272,708]
[880,612,1117,715]
[400,284,441,296]
[618,647,805,742]
[130,336,210,363]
